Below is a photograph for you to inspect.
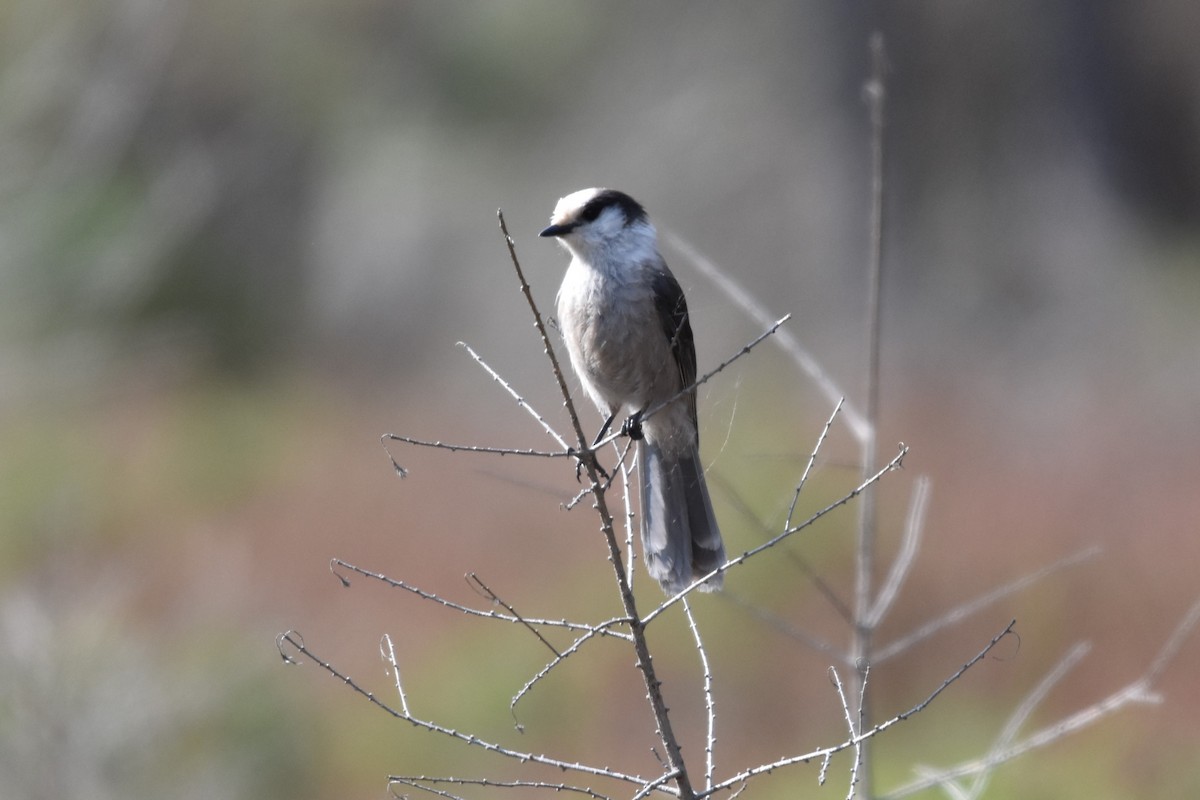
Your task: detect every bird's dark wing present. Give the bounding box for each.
[650,261,699,428]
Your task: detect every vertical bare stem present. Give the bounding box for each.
[853,31,888,799]
[498,210,696,800]
[684,597,717,792]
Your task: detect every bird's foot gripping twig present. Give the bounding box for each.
[621,410,645,441]
[570,447,611,484]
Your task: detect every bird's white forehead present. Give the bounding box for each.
[550,187,604,224]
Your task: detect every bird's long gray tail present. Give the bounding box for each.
[639,440,726,595]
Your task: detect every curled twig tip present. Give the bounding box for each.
[276,630,303,664]
[330,558,352,588]
[465,572,489,601]
[993,625,1021,662]
[380,434,409,478]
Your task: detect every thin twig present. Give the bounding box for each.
[645,445,909,625]
[710,472,853,624]
[883,681,1153,799]
[380,634,411,716]
[663,229,870,445]
[458,341,571,452]
[620,456,638,584]
[701,620,1017,798]
[389,776,611,800]
[866,475,930,628]
[819,752,833,786]
[776,395,857,625]
[874,545,1101,663]
[1144,593,1200,684]
[786,398,846,530]
[880,596,1200,799]
[684,598,717,792]
[383,433,567,459]
[960,641,1091,800]
[278,631,651,788]
[497,210,597,473]
[466,573,562,657]
[592,314,792,453]
[389,778,467,800]
[510,617,634,723]
[828,666,862,799]
[631,770,683,800]
[330,559,633,642]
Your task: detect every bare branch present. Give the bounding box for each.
[330,559,633,642]
[684,598,717,792]
[828,666,862,798]
[819,752,833,787]
[1144,593,1200,685]
[593,314,792,453]
[874,545,1101,663]
[785,397,846,531]
[619,456,639,584]
[702,620,1017,798]
[497,210,598,475]
[467,573,562,658]
[645,445,909,625]
[881,597,1200,798]
[278,631,652,788]
[631,770,683,800]
[458,341,571,452]
[960,641,1091,800]
[711,472,852,625]
[380,634,411,717]
[663,229,870,445]
[383,432,567,460]
[389,776,611,800]
[510,617,633,724]
[867,475,931,628]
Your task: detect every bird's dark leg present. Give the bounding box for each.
[592,409,618,448]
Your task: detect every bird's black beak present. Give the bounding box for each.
[539,222,573,238]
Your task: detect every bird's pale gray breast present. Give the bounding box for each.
[558,261,677,414]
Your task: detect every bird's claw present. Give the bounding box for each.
[570,448,610,483]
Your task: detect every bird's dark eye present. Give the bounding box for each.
[580,199,606,223]
[573,190,647,228]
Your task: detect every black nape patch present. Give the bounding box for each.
[581,189,648,226]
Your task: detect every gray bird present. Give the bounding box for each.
[540,188,726,595]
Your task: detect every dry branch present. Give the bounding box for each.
[278,631,655,790]
[703,620,1017,798]
[879,596,1200,798]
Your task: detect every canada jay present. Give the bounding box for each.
[540,188,726,594]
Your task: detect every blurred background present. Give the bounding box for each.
[2,1,1199,797]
